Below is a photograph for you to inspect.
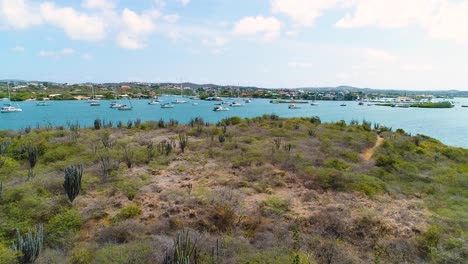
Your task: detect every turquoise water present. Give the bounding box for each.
[0,96,467,148]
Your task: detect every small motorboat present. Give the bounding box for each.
[213,106,229,111]
[161,103,174,108]
[118,104,133,111]
[229,102,243,107]
[288,104,301,109]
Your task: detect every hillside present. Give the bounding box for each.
[0,116,467,263]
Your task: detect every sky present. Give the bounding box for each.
[1,0,468,90]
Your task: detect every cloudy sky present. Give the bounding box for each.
[1,0,468,90]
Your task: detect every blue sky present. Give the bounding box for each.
[1,0,468,90]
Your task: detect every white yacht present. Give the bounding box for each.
[1,83,22,113]
[229,101,243,107]
[110,101,122,108]
[90,100,100,106]
[36,100,49,106]
[172,98,187,104]
[148,99,160,105]
[118,104,133,111]
[288,104,301,109]
[1,104,22,113]
[213,106,229,111]
[161,103,174,108]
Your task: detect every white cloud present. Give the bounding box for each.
[401,63,434,72]
[82,53,93,59]
[162,14,179,24]
[166,30,181,41]
[82,0,115,10]
[40,2,106,41]
[336,0,468,43]
[154,0,166,9]
[271,0,341,26]
[288,61,313,69]
[11,45,25,52]
[39,48,75,57]
[233,16,281,40]
[336,0,439,29]
[61,48,75,55]
[0,0,42,29]
[365,48,396,62]
[202,36,228,47]
[177,0,190,7]
[116,8,156,49]
[426,1,468,43]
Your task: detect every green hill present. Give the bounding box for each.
[0,116,466,263]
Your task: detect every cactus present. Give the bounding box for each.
[158,141,172,156]
[0,182,3,202]
[179,133,188,153]
[99,154,113,181]
[100,132,114,149]
[12,224,44,264]
[94,119,101,130]
[122,145,134,168]
[135,118,141,127]
[218,134,226,143]
[146,142,155,162]
[63,165,83,203]
[158,118,165,128]
[22,145,38,170]
[0,140,11,155]
[162,230,199,264]
[27,168,36,181]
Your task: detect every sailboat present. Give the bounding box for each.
[1,83,22,113]
[89,86,100,106]
[36,100,49,106]
[172,85,187,104]
[310,94,319,106]
[110,89,123,108]
[230,88,243,107]
[118,96,133,111]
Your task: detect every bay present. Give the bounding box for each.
[0,96,467,149]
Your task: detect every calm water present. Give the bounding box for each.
[1,96,467,148]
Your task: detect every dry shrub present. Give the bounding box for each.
[209,203,237,232]
[309,205,350,239]
[96,220,146,244]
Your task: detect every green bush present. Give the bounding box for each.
[46,209,82,246]
[316,169,347,190]
[93,241,153,264]
[418,225,442,254]
[114,203,141,222]
[349,175,386,197]
[70,246,94,264]
[42,146,72,163]
[375,155,397,170]
[324,158,349,171]
[262,196,289,216]
[0,243,16,264]
[115,178,142,200]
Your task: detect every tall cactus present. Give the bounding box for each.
[24,145,39,170]
[179,133,188,153]
[0,182,3,202]
[0,140,11,155]
[12,224,44,264]
[63,165,83,203]
[162,230,198,264]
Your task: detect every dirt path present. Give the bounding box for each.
[361,136,384,161]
